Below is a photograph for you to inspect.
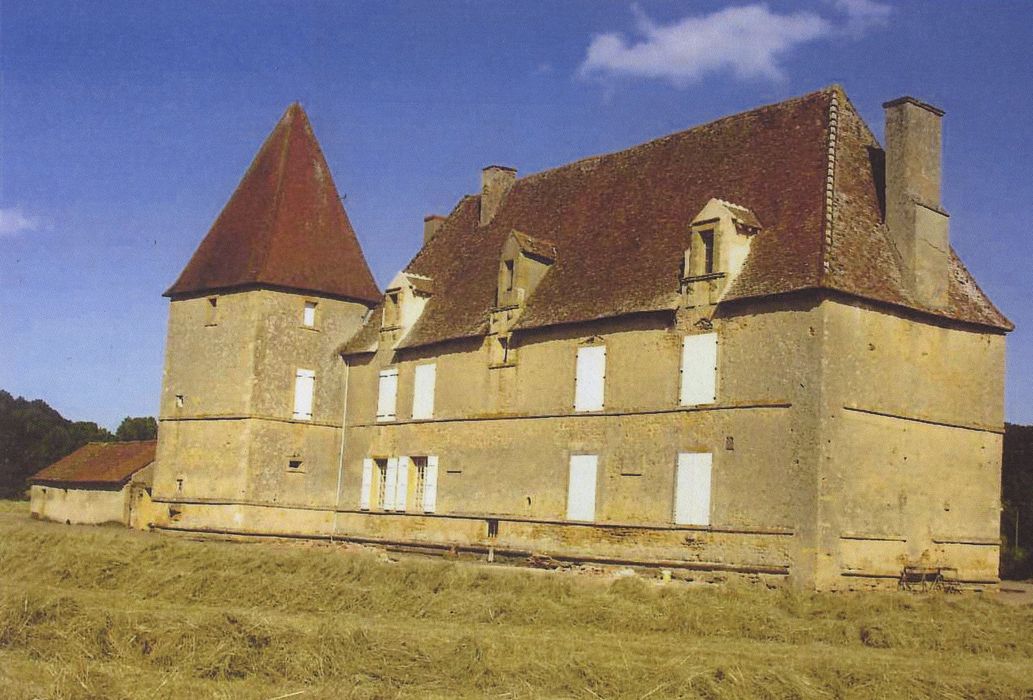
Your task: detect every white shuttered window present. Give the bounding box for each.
[359,458,374,510]
[395,456,409,511]
[303,301,317,327]
[674,452,713,526]
[423,456,439,513]
[574,345,606,412]
[566,454,598,521]
[412,363,436,420]
[680,333,717,406]
[377,369,399,421]
[293,369,315,420]
[383,457,399,511]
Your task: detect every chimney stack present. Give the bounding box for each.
[882,96,950,309]
[423,214,446,244]
[480,165,517,226]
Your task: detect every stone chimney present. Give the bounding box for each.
[480,165,517,226]
[882,96,950,309]
[423,214,446,244]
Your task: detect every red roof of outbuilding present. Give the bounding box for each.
[30,440,157,487]
[165,104,381,304]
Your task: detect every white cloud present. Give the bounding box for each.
[0,207,42,237]
[579,1,890,86]
[833,0,892,35]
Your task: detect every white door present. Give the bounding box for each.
[674,452,712,526]
[574,345,606,412]
[566,454,598,521]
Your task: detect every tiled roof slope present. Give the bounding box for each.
[165,104,381,304]
[346,86,1009,353]
[819,91,1011,329]
[30,440,156,487]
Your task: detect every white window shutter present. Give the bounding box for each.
[395,456,409,511]
[680,334,717,406]
[674,452,713,526]
[412,363,436,420]
[293,369,315,420]
[359,458,374,510]
[384,458,399,511]
[423,455,438,513]
[565,454,598,521]
[377,369,398,421]
[574,345,606,412]
[303,301,317,327]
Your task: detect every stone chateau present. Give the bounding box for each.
[147,86,1012,590]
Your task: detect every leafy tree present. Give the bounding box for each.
[0,390,115,498]
[1002,422,1033,580]
[115,416,158,441]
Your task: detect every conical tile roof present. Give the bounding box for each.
[165,104,380,304]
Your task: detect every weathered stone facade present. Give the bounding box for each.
[150,88,1011,590]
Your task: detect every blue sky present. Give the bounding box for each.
[1,1,1031,429]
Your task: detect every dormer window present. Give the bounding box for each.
[701,230,715,275]
[380,272,433,340]
[503,259,515,292]
[382,291,401,329]
[495,230,556,310]
[683,199,761,306]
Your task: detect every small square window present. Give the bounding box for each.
[175,394,184,408]
[303,301,317,327]
[288,459,303,470]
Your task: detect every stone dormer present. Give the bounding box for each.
[488,230,556,366]
[496,230,556,309]
[682,198,762,307]
[381,271,434,343]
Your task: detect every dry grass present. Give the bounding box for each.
[0,505,1031,699]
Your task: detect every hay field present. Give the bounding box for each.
[1,503,1031,699]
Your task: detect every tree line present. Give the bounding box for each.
[0,390,156,498]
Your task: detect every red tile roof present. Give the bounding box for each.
[30,440,156,487]
[165,104,381,304]
[362,86,1008,352]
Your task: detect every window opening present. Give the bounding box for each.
[375,459,389,509]
[701,230,715,274]
[303,301,317,327]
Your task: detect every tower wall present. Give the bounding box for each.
[152,288,370,517]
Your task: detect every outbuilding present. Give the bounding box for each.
[29,440,157,527]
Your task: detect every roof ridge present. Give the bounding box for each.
[517,86,839,187]
[253,104,300,281]
[820,87,839,284]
